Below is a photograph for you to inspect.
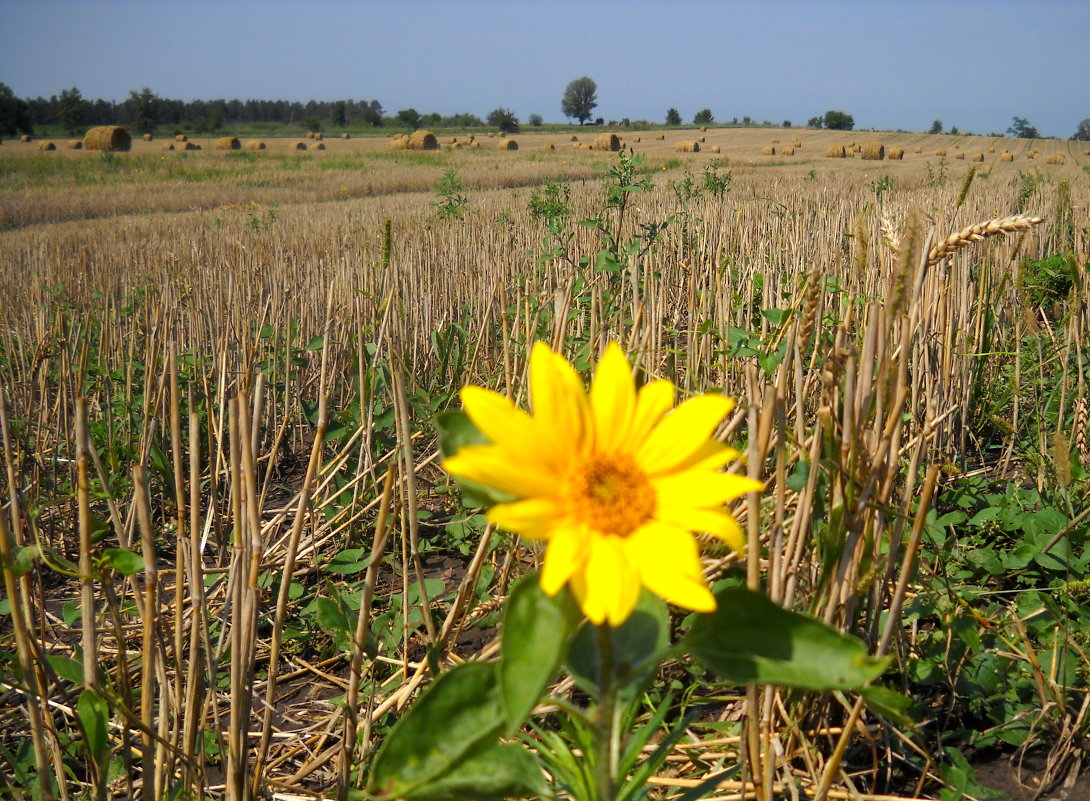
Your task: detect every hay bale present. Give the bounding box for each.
[307,132,315,139]
[861,141,885,160]
[161,142,175,151]
[451,142,463,149]
[701,126,707,132]
[543,143,555,151]
[447,137,457,144]
[464,135,475,143]
[341,133,351,139]
[313,133,323,140]
[826,144,846,158]
[214,136,241,150]
[1027,152,1035,160]
[184,142,201,150]
[762,145,776,155]
[914,146,922,153]
[84,125,132,152]
[887,147,904,160]
[175,134,188,142]
[792,139,802,148]
[244,140,266,150]
[569,135,578,141]
[21,134,32,142]
[67,139,83,150]
[143,133,153,142]
[633,136,640,143]
[312,142,326,150]
[987,147,995,153]
[935,148,947,156]
[593,132,620,151]
[970,152,984,162]
[999,152,1014,162]
[471,141,480,148]
[771,138,780,143]
[655,134,665,140]
[954,151,965,160]
[1046,153,1065,165]
[498,139,518,150]
[710,145,721,153]
[781,146,794,155]
[407,130,439,150]
[676,140,700,152]
[387,137,408,150]
[37,140,56,151]
[698,136,706,143]
[291,141,308,151]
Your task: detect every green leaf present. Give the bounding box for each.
[686,587,890,690]
[315,596,352,635]
[101,548,144,576]
[594,248,624,273]
[11,543,40,577]
[46,654,84,685]
[306,335,325,350]
[327,548,371,575]
[498,574,572,731]
[860,685,916,728]
[434,410,516,508]
[77,688,110,770]
[405,744,547,801]
[367,661,506,798]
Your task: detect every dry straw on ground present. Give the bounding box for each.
[214,137,241,151]
[826,145,846,158]
[84,126,132,152]
[861,141,885,160]
[407,130,439,150]
[593,133,620,151]
[676,141,700,152]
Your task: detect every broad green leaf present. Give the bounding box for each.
[367,661,506,798]
[314,596,352,635]
[405,743,547,801]
[594,248,624,273]
[11,543,40,577]
[498,574,572,731]
[46,654,84,685]
[860,685,916,728]
[686,587,890,690]
[102,548,144,576]
[77,688,110,770]
[328,548,370,575]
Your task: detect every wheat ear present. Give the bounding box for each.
[926,213,1043,267]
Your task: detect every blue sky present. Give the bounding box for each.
[1,0,1087,137]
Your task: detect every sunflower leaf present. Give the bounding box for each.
[402,743,547,801]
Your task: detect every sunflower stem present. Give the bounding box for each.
[594,622,617,801]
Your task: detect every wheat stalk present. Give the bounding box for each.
[926,213,1043,266]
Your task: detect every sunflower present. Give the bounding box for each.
[443,342,762,626]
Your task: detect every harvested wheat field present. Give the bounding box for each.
[1,127,1088,801]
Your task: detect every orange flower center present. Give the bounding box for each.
[569,452,655,537]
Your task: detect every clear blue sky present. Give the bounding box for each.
[1,0,1087,137]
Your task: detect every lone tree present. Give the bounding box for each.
[823,110,855,130]
[1072,119,1090,141]
[1007,116,1039,139]
[58,87,86,136]
[126,87,160,135]
[665,108,681,126]
[693,108,714,125]
[928,119,943,134]
[561,76,598,125]
[487,107,520,134]
[807,115,823,128]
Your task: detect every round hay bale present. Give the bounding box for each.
[781,146,795,155]
[450,142,463,149]
[914,146,922,153]
[291,141,308,151]
[710,145,721,153]
[143,133,153,141]
[987,146,995,153]
[999,152,1014,162]
[771,138,780,144]
[792,139,802,148]
[1027,152,1035,160]
[655,134,665,140]
[161,142,175,151]
[701,126,708,132]
[676,140,700,153]
[37,140,57,151]
[487,132,495,137]
[569,135,578,142]
[633,136,640,142]
[313,132,323,141]
[698,136,706,143]
[21,134,32,143]
[1046,153,1065,165]
[826,144,846,158]
[447,137,457,144]
[887,147,904,160]
[970,152,984,162]
[184,142,201,150]
[465,135,475,143]
[214,136,241,150]
[84,125,132,152]
[954,151,965,160]
[341,133,351,139]
[244,140,266,150]
[543,143,555,151]
[407,130,439,150]
[66,139,83,150]
[307,132,315,139]
[387,137,408,150]
[593,132,620,151]
[860,141,885,160]
[312,142,326,150]
[761,145,776,155]
[175,134,188,142]
[935,148,947,156]
[471,141,480,148]
[498,139,518,150]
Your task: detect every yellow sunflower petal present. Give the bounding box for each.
[580,535,640,626]
[626,523,715,613]
[652,470,764,507]
[443,445,558,498]
[488,498,564,540]
[654,505,746,552]
[672,441,742,472]
[460,386,535,446]
[530,343,589,453]
[636,394,735,473]
[590,343,635,454]
[628,379,675,445]
[541,524,589,595]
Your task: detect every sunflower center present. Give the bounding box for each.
[568,452,655,537]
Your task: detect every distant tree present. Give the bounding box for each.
[445,112,483,127]
[125,87,159,135]
[928,119,943,134]
[1072,119,1090,141]
[782,119,792,128]
[0,82,33,136]
[807,115,823,128]
[693,108,714,125]
[949,126,960,135]
[361,100,384,126]
[1007,116,1039,139]
[303,115,322,132]
[561,76,598,125]
[593,117,604,126]
[487,107,520,133]
[332,100,347,127]
[741,115,752,125]
[665,107,681,126]
[397,108,422,129]
[823,110,854,130]
[58,87,85,136]
[528,112,543,127]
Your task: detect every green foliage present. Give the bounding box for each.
[125,87,159,135]
[823,109,855,130]
[397,108,422,130]
[1007,115,1040,139]
[692,108,714,126]
[665,107,681,126]
[303,114,322,132]
[527,112,543,127]
[431,168,469,220]
[58,87,85,136]
[929,119,943,134]
[0,81,34,136]
[486,107,519,134]
[561,76,598,125]
[1072,118,1090,141]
